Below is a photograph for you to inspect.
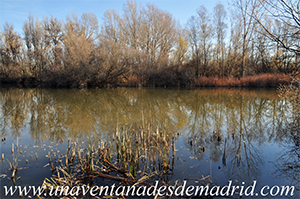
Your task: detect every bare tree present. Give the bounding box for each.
[226,12,243,77]
[43,16,64,67]
[174,37,188,66]
[197,5,214,76]
[0,22,23,76]
[213,3,227,76]
[187,15,201,78]
[23,14,48,78]
[233,0,260,77]
[120,0,142,50]
[255,0,300,54]
[101,9,122,43]
[94,37,134,86]
[101,0,178,81]
[63,12,98,87]
[141,3,177,65]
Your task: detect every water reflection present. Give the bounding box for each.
[0,88,297,195]
[1,88,287,140]
[274,107,300,193]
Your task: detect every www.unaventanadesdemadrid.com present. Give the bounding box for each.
[3,180,296,198]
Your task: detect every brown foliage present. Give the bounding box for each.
[193,73,290,87]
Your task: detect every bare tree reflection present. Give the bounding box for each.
[183,91,281,183]
[274,112,300,193]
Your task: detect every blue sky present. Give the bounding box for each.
[0,0,229,34]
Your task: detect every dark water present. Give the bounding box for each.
[0,88,299,198]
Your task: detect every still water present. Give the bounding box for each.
[0,88,299,198]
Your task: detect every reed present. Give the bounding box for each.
[43,124,178,197]
[7,143,19,180]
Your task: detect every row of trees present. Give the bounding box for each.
[0,0,299,88]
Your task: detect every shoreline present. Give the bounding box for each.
[0,73,291,89]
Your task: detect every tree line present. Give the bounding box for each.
[0,0,299,88]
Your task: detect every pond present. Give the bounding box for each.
[0,88,299,198]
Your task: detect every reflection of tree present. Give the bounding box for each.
[1,89,28,140]
[1,88,290,147]
[183,89,289,183]
[0,93,6,138]
[274,78,300,193]
[224,136,263,182]
[274,111,300,192]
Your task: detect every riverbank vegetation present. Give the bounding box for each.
[0,0,298,88]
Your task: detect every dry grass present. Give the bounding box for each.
[193,73,291,88]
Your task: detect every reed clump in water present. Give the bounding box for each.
[10,143,18,179]
[43,124,178,197]
[6,143,22,185]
